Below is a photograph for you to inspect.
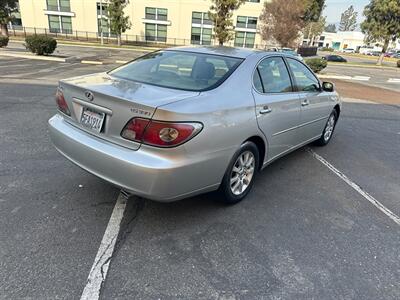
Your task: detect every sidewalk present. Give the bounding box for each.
[332,80,400,106]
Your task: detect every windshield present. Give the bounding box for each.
[109,50,243,91]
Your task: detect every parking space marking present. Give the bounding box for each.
[388,78,400,84]
[309,149,400,226]
[80,192,128,300]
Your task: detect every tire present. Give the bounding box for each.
[315,110,338,146]
[218,141,259,204]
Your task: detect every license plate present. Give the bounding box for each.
[80,107,105,133]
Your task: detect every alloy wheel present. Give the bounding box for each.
[230,151,255,196]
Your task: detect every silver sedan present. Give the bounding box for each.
[49,46,341,203]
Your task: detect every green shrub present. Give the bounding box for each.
[0,36,9,48]
[305,58,328,73]
[397,60,400,68]
[320,47,334,52]
[25,35,57,55]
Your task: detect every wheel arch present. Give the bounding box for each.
[244,135,267,170]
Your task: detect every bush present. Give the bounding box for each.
[0,36,9,48]
[25,35,57,55]
[397,60,400,68]
[305,58,328,73]
[320,47,334,52]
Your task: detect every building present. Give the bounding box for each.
[311,31,400,52]
[14,0,268,48]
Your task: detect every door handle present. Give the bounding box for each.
[301,99,310,106]
[260,106,272,114]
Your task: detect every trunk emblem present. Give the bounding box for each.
[85,91,94,101]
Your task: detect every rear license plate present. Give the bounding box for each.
[80,107,105,133]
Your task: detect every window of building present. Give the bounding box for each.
[191,12,213,45]
[192,12,213,25]
[145,7,168,21]
[191,27,212,45]
[145,24,167,42]
[96,2,114,37]
[8,3,22,30]
[234,32,255,48]
[47,0,70,12]
[254,57,293,93]
[48,15,72,34]
[236,16,257,29]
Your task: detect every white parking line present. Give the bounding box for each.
[80,192,128,300]
[309,149,400,226]
[388,78,400,84]
[352,76,370,81]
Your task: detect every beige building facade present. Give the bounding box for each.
[15,0,268,48]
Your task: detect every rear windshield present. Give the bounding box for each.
[109,50,243,91]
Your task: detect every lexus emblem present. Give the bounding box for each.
[85,91,94,101]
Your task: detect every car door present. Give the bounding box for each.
[252,56,302,161]
[286,58,333,142]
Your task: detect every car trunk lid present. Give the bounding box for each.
[59,72,199,150]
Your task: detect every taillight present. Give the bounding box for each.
[121,118,202,147]
[55,88,71,116]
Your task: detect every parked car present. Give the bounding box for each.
[342,48,355,53]
[279,48,304,61]
[323,55,347,62]
[49,47,341,204]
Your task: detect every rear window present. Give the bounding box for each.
[109,51,243,91]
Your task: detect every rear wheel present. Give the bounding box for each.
[315,110,337,146]
[218,142,259,204]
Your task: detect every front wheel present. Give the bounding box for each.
[315,110,338,146]
[218,142,259,204]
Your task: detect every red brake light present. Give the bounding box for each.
[55,88,71,116]
[121,118,202,147]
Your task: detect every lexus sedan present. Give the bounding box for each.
[49,47,341,204]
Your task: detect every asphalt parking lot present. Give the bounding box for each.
[1,56,399,299]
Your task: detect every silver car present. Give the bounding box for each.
[49,46,341,204]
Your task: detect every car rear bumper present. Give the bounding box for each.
[48,114,225,202]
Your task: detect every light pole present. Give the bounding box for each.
[100,0,104,45]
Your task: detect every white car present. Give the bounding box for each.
[342,48,355,53]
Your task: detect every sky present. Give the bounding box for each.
[323,0,370,24]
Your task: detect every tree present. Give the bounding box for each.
[0,0,18,36]
[208,0,245,45]
[303,0,326,23]
[108,0,131,46]
[339,5,358,31]
[304,16,326,45]
[324,24,337,33]
[259,0,305,48]
[361,0,400,65]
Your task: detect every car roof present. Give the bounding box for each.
[164,46,266,59]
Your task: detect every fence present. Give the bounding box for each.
[8,26,273,50]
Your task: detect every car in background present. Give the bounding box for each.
[342,48,355,53]
[279,48,304,61]
[322,55,347,63]
[48,46,341,204]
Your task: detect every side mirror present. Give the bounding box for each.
[322,81,334,92]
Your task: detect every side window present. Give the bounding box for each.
[253,57,292,93]
[287,58,320,92]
